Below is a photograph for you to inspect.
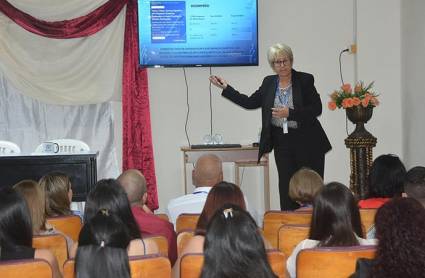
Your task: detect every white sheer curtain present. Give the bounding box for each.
[0,0,123,178]
[0,73,119,179]
[0,0,125,105]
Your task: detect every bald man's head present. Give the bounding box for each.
[117,169,147,205]
[192,154,223,187]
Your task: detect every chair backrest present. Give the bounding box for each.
[177,230,195,257]
[34,139,90,154]
[0,140,21,156]
[63,259,74,278]
[63,255,171,278]
[180,253,204,278]
[278,224,310,257]
[47,215,83,242]
[155,213,170,222]
[33,233,68,273]
[267,250,286,278]
[176,213,200,233]
[130,255,171,278]
[296,245,376,278]
[359,208,377,234]
[180,250,286,278]
[0,259,53,278]
[263,210,312,248]
[143,235,168,257]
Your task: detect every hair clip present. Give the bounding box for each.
[100,209,109,216]
[223,208,233,219]
[100,240,105,248]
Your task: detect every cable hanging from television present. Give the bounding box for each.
[183,68,191,146]
[338,47,351,136]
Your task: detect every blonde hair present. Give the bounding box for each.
[13,180,47,234]
[267,43,294,68]
[289,168,323,205]
[39,172,72,217]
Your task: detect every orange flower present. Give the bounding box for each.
[328,101,337,111]
[341,84,352,93]
[342,98,354,108]
[352,97,361,106]
[354,84,362,93]
[361,97,370,107]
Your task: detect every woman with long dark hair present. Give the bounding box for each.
[75,210,131,278]
[0,187,61,278]
[286,182,375,277]
[200,205,277,278]
[351,198,425,277]
[70,179,158,258]
[173,182,250,277]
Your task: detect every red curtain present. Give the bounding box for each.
[122,0,158,210]
[0,0,127,38]
[0,0,159,209]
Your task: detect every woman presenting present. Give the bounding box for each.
[209,43,331,210]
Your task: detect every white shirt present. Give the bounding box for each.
[286,236,377,278]
[167,186,211,227]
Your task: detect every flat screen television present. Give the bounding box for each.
[138,0,258,67]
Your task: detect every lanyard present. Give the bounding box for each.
[275,79,291,133]
[275,79,291,106]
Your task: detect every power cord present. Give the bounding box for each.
[339,48,350,136]
[183,68,191,146]
[209,67,213,136]
[339,48,349,85]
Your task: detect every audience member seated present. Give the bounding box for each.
[118,169,177,265]
[358,154,406,209]
[351,198,425,277]
[404,166,425,207]
[39,172,73,217]
[174,181,249,277]
[167,154,223,225]
[200,205,277,278]
[287,182,375,278]
[13,180,73,252]
[289,168,323,211]
[70,179,158,258]
[76,210,131,278]
[195,181,247,236]
[0,187,61,278]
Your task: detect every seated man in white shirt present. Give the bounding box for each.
[167,154,223,226]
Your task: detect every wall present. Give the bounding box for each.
[113,0,403,218]
[401,0,425,168]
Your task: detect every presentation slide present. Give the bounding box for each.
[138,0,258,67]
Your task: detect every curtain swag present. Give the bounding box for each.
[0,0,128,38]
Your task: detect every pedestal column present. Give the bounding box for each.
[344,106,377,199]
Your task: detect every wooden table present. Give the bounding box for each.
[181,146,270,210]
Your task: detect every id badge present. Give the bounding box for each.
[283,119,288,134]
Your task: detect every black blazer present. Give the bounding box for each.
[222,69,332,162]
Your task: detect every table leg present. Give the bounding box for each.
[235,163,240,187]
[264,163,270,211]
[183,152,188,194]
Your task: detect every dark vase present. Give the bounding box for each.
[346,106,373,139]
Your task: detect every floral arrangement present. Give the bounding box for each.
[328,81,379,110]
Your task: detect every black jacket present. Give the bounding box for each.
[222,69,332,162]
